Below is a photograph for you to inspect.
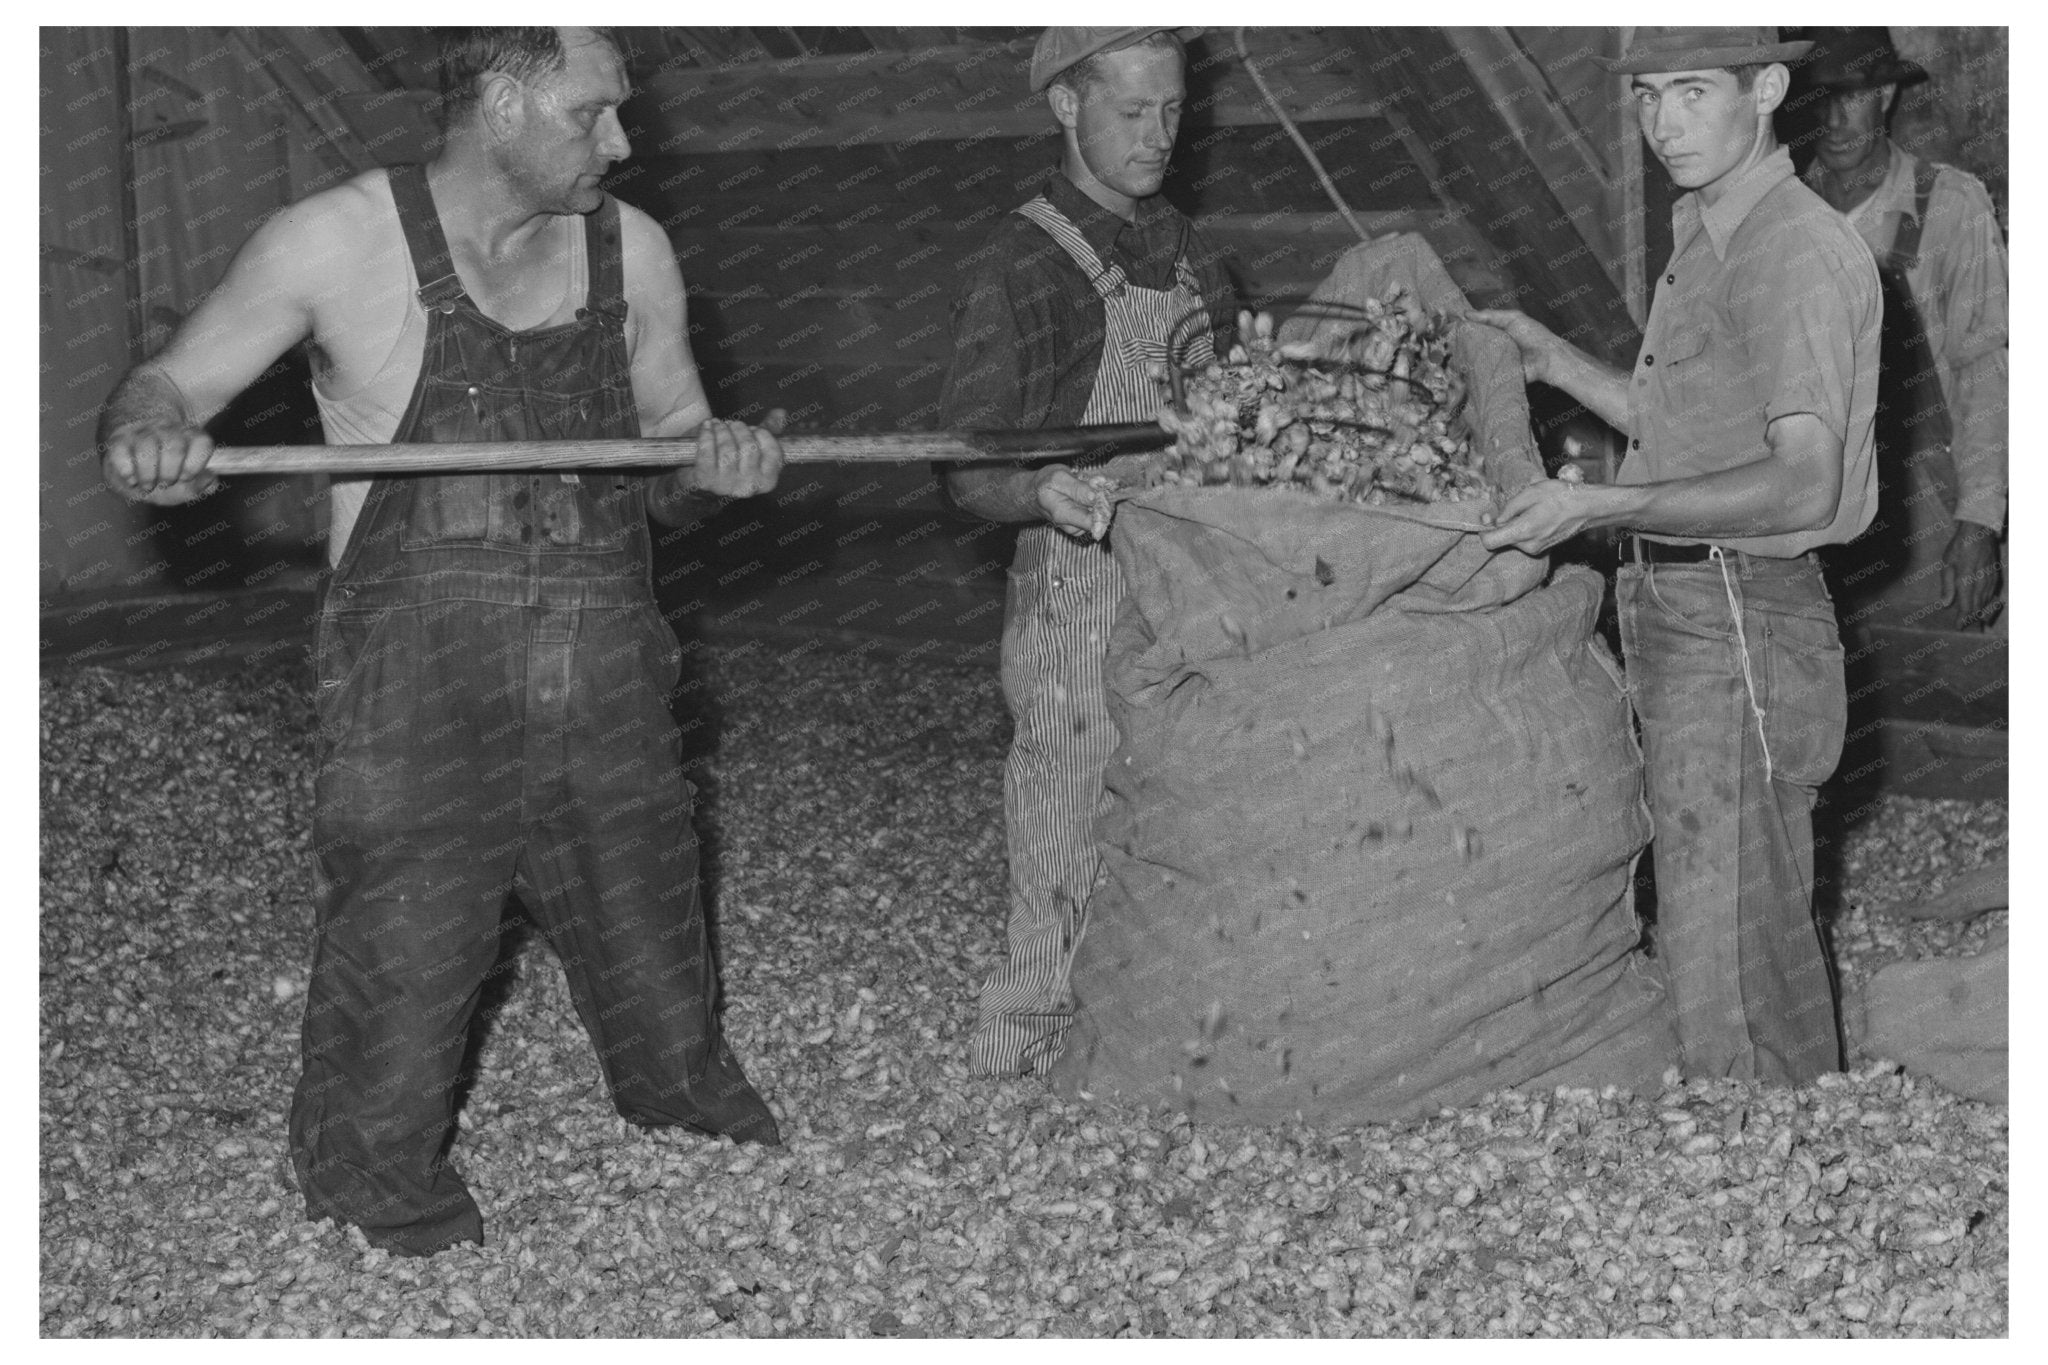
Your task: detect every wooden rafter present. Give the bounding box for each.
[635,31,1386,156]
[861,27,959,52]
[663,31,722,69]
[1350,27,1637,364]
[680,28,776,64]
[1441,27,1621,298]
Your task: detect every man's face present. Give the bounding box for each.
[501,28,632,214]
[1060,44,1185,209]
[1815,84,1893,175]
[1631,68,1761,194]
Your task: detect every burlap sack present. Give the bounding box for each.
[1049,235,1678,1124]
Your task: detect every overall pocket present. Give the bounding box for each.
[314,606,399,748]
[396,381,637,552]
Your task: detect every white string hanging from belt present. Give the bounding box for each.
[1711,547,1775,782]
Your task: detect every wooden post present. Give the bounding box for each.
[111,28,146,368]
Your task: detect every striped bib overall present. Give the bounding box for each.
[972,194,1215,1075]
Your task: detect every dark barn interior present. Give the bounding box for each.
[40,27,2007,1338]
[41,24,2005,797]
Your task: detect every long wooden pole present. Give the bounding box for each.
[204,424,1171,476]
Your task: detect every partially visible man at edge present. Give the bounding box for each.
[98,27,785,1256]
[1795,26,2007,630]
[1469,28,1880,1084]
[938,27,1236,1076]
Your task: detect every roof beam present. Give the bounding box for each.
[680,28,777,64]
[632,34,1386,155]
[1348,27,1637,364]
[1440,27,1620,297]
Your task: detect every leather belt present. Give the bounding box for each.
[1630,537,1716,564]
[1629,537,1817,568]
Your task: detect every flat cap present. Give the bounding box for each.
[1030,26,1201,93]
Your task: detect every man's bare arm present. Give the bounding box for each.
[1464,308,1632,432]
[1480,412,1845,555]
[98,198,337,503]
[618,204,782,525]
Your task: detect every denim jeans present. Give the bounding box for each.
[290,589,779,1255]
[1616,552,1848,1082]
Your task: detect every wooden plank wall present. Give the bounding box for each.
[40,27,392,601]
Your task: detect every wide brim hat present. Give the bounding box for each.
[1030,26,1204,92]
[1795,27,1930,91]
[1595,26,1813,75]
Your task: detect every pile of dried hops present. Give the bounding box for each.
[1153,299,1491,506]
[40,643,2005,1337]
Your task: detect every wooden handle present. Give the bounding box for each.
[204,424,1171,476]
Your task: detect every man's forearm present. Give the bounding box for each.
[1601,459,1834,541]
[1948,351,2008,530]
[98,365,191,445]
[1538,342,1633,433]
[1485,413,1849,557]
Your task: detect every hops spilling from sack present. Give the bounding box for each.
[1155,293,1489,506]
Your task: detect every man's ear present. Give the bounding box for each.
[478,70,525,141]
[1047,82,1080,132]
[1753,62,1791,118]
[1879,81,1901,123]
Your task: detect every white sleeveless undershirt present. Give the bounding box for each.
[310,207,590,563]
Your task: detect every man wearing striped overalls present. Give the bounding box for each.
[939,27,1235,1075]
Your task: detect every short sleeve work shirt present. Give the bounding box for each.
[1622,148,1881,558]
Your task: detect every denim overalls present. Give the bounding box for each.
[288,163,777,1256]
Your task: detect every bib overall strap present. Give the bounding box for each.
[1016,196,1129,301]
[1886,160,1942,274]
[584,194,628,325]
[386,162,469,313]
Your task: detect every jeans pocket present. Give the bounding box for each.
[1643,568,1737,643]
[1762,607,1847,790]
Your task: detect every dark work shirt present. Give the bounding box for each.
[938,173,1237,431]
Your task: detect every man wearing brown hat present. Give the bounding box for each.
[938,27,1235,1075]
[1472,28,1881,1083]
[1795,27,2007,630]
